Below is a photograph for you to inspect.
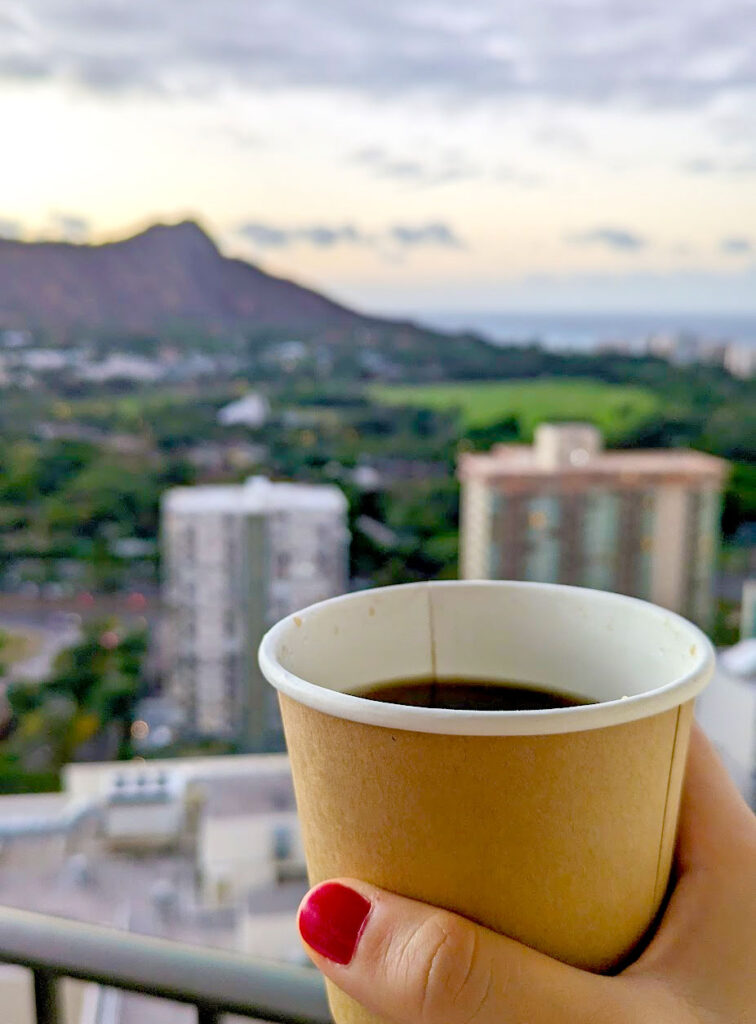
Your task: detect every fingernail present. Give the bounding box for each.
[298,882,372,965]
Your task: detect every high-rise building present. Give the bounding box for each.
[724,342,756,380]
[162,476,349,747]
[458,424,728,628]
[741,580,756,640]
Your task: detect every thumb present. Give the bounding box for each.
[297,879,617,1024]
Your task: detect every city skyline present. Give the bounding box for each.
[2,0,756,314]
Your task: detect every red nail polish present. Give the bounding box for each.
[299,882,372,965]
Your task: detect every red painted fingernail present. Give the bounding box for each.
[298,882,372,965]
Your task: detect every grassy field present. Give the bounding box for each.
[370,378,661,441]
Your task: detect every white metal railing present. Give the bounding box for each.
[0,904,331,1024]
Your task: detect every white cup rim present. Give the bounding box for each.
[258,581,715,736]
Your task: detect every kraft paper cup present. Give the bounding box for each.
[259,581,714,1024]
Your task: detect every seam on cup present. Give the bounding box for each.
[653,704,683,906]
[426,584,438,683]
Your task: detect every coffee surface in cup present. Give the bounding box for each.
[356,677,594,711]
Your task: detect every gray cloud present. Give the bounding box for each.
[494,165,542,187]
[238,223,370,248]
[352,147,478,185]
[721,236,753,254]
[0,218,21,240]
[389,223,462,247]
[671,242,693,257]
[3,0,756,114]
[215,125,263,150]
[352,147,541,188]
[236,219,463,251]
[47,212,91,242]
[566,227,648,251]
[682,156,756,175]
[532,122,591,154]
[683,158,717,175]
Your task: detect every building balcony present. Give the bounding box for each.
[0,755,331,1024]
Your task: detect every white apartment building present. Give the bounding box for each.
[724,341,756,379]
[162,476,349,746]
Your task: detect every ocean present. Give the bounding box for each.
[418,311,756,352]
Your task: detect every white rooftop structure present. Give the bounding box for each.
[163,475,347,514]
[217,392,270,428]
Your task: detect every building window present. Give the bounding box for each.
[180,613,196,641]
[223,654,238,687]
[225,539,236,567]
[223,607,236,637]
[276,550,292,574]
[182,525,197,562]
[177,655,197,698]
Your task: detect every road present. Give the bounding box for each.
[0,610,81,682]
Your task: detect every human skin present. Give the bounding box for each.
[298,725,756,1023]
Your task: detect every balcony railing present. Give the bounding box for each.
[0,904,332,1024]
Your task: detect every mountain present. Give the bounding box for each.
[0,221,369,336]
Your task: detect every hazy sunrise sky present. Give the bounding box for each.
[2,0,756,314]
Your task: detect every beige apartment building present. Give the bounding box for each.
[458,424,728,628]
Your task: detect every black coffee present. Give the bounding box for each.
[357,678,594,711]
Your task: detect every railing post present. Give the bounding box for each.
[196,1005,221,1024]
[33,970,62,1024]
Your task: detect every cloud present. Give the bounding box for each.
[46,212,91,242]
[236,219,464,251]
[721,236,753,254]
[566,227,648,252]
[670,242,694,257]
[0,218,21,240]
[352,147,541,188]
[352,146,478,185]
[532,122,590,155]
[212,124,263,150]
[682,156,756,175]
[683,158,718,175]
[389,223,462,247]
[238,222,370,248]
[3,0,756,116]
[494,165,542,187]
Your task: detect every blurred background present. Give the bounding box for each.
[0,2,754,1021]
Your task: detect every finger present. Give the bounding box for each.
[297,879,618,1024]
[628,725,756,1016]
[676,723,756,874]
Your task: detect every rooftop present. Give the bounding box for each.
[162,475,348,515]
[459,423,728,483]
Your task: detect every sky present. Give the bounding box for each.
[1,0,756,316]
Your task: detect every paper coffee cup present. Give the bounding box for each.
[259,581,713,1024]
